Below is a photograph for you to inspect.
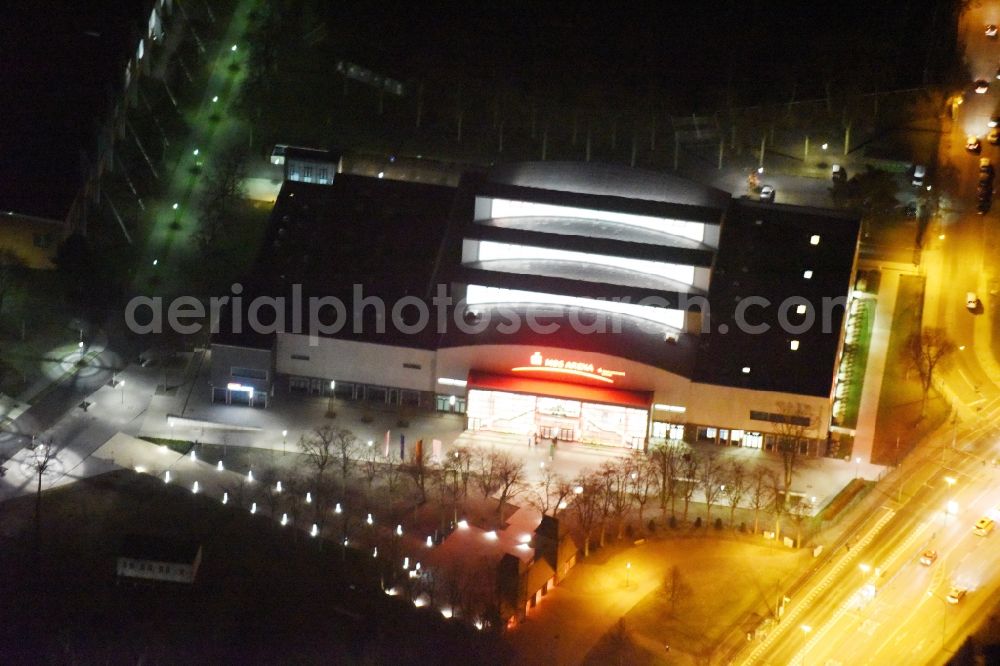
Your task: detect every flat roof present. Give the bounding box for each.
[485,162,732,210]
[693,199,860,397]
[215,176,456,350]
[217,166,858,401]
[120,534,201,563]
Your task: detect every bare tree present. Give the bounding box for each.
[25,440,59,553]
[700,452,725,524]
[332,428,359,486]
[649,443,682,518]
[747,466,774,534]
[661,564,693,615]
[570,473,602,557]
[788,498,812,548]
[628,451,659,525]
[529,468,573,517]
[601,458,635,540]
[679,450,700,522]
[450,446,475,500]
[473,449,501,502]
[493,452,527,522]
[284,473,309,534]
[906,328,956,417]
[359,440,381,492]
[193,140,249,252]
[256,467,284,518]
[722,460,749,527]
[767,471,786,540]
[430,465,461,531]
[773,402,816,504]
[380,453,407,511]
[405,439,430,504]
[298,425,337,481]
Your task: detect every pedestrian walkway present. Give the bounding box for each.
[852,270,902,467]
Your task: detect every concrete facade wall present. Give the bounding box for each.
[210,344,273,392]
[685,383,831,439]
[276,332,436,392]
[220,335,833,444]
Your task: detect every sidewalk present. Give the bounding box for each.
[852,270,902,465]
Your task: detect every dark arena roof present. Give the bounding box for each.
[221,176,457,350]
[120,534,201,563]
[221,163,860,399]
[693,199,860,397]
[485,162,732,209]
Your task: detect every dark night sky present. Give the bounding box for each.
[326,0,952,105]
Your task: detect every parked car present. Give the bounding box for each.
[978,198,992,215]
[903,202,918,219]
[832,164,847,183]
[976,79,991,94]
[919,549,938,566]
[969,135,983,153]
[988,24,999,38]
[947,586,967,604]
[990,128,1000,145]
[912,164,926,187]
[981,157,993,173]
[759,185,775,202]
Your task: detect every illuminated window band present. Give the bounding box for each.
[437,377,468,387]
[465,284,685,330]
[487,198,706,243]
[653,403,686,413]
[511,351,626,384]
[226,382,255,398]
[476,240,695,285]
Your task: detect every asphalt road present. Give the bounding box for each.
[741,3,1000,663]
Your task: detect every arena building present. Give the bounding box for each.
[210,162,860,456]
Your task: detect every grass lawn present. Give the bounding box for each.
[871,274,948,465]
[579,537,805,665]
[0,470,511,664]
[839,297,875,430]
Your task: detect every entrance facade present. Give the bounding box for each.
[465,372,650,449]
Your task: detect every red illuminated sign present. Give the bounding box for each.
[511,351,625,384]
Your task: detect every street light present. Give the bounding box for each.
[945,500,959,526]
[282,429,288,455]
[119,379,126,406]
[625,561,631,588]
[328,380,336,414]
[855,457,862,478]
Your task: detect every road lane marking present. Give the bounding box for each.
[742,508,896,665]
